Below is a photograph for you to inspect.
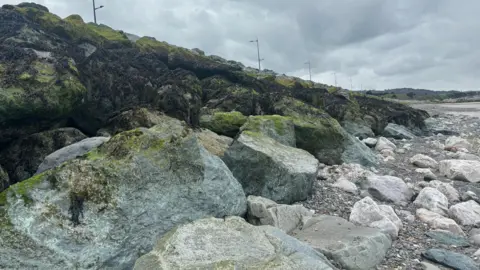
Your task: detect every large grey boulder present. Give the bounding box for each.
[413,187,449,216]
[195,128,233,157]
[291,215,392,270]
[247,195,313,233]
[223,132,318,204]
[410,154,438,169]
[240,115,296,147]
[35,137,110,174]
[342,121,375,140]
[416,208,464,235]
[439,160,480,183]
[359,175,414,206]
[0,116,247,270]
[349,196,402,239]
[382,123,415,140]
[133,217,337,270]
[448,200,480,226]
[341,134,379,167]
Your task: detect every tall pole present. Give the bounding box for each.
[305,61,311,81]
[334,72,337,87]
[250,38,264,73]
[350,77,353,90]
[93,0,96,24]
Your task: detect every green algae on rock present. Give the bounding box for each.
[200,111,248,137]
[240,115,296,147]
[0,115,247,269]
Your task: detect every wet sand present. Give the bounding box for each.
[411,102,480,118]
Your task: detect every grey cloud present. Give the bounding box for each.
[1,0,479,90]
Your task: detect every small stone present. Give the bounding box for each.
[410,154,439,169]
[427,180,459,204]
[445,136,472,151]
[420,261,441,270]
[375,137,397,152]
[331,177,359,194]
[363,137,378,147]
[416,168,437,181]
[396,209,415,223]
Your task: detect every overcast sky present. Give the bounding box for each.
[2,0,479,91]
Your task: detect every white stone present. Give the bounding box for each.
[448,200,480,226]
[375,137,397,152]
[416,208,464,235]
[349,197,402,239]
[445,136,472,151]
[415,168,437,181]
[331,177,359,194]
[396,210,415,223]
[413,187,449,216]
[430,140,445,150]
[427,180,460,204]
[380,149,395,158]
[396,148,406,154]
[246,196,313,233]
[451,152,480,161]
[359,175,414,206]
[439,160,480,183]
[318,163,374,183]
[362,138,378,148]
[410,154,438,169]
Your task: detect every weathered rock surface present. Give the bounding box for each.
[342,121,375,140]
[413,187,449,216]
[0,117,247,269]
[199,111,247,137]
[448,200,480,226]
[0,128,87,189]
[416,208,464,235]
[224,132,318,204]
[331,177,359,194]
[349,196,402,239]
[100,107,166,136]
[422,249,479,270]
[291,215,391,270]
[410,154,438,169]
[246,195,312,233]
[240,115,296,147]
[427,180,460,204]
[359,175,414,206]
[445,136,472,151]
[375,137,397,152]
[133,216,337,270]
[425,230,470,247]
[36,136,110,174]
[383,123,415,140]
[439,160,480,183]
[318,163,374,183]
[195,128,233,157]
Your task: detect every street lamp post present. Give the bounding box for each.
[305,61,312,81]
[249,38,264,73]
[93,0,104,24]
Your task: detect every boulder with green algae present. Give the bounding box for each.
[273,97,377,166]
[223,131,319,204]
[0,115,247,270]
[201,75,262,116]
[133,217,336,270]
[240,115,296,147]
[195,128,233,157]
[0,127,87,189]
[200,111,248,137]
[99,107,167,136]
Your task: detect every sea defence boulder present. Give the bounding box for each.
[133,216,337,270]
[0,115,247,269]
[223,131,318,204]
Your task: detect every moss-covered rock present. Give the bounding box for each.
[196,129,233,157]
[0,128,87,189]
[201,75,261,116]
[240,115,295,147]
[100,107,167,136]
[200,111,248,137]
[0,115,247,269]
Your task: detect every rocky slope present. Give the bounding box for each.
[0,3,454,270]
